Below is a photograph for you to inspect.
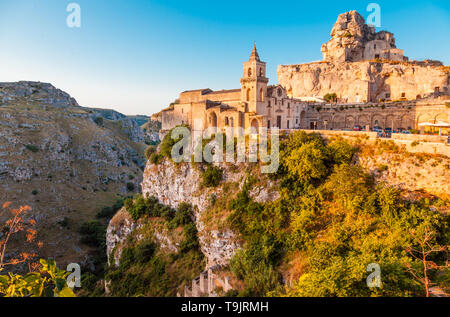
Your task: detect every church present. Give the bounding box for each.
[161,45,307,136]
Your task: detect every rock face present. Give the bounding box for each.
[278,61,449,103]
[0,86,146,268]
[108,159,279,268]
[84,108,147,143]
[141,160,240,268]
[277,10,450,103]
[321,11,404,63]
[0,81,79,108]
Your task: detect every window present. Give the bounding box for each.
[374,44,377,49]
[259,68,263,76]
[267,120,270,129]
[246,88,251,101]
[225,117,229,126]
[260,88,264,101]
[401,92,406,98]
[268,101,271,108]
[287,120,290,129]
[386,93,391,99]
[248,68,252,77]
[287,103,290,109]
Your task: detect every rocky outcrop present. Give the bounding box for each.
[141,160,240,267]
[85,107,147,143]
[111,159,279,268]
[0,81,79,108]
[0,97,145,267]
[321,11,403,63]
[277,10,449,103]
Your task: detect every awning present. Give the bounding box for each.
[418,121,450,128]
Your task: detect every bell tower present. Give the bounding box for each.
[241,44,268,113]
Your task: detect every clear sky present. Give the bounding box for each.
[0,0,449,115]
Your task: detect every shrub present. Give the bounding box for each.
[160,125,189,159]
[126,182,135,192]
[94,117,104,126]
[201,166,223,188]
[171,202,194,227]
[149,152,163,165]
[79,221,105,248]
[324,93,337,102]
[25,144,39,153]
[135,241,157,264]
[411,141,420,147]
[144,146,156,160]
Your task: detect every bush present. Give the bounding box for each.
[79,221,105,248]
[25,144,39,153]
[135,241,157,264]
[144,146,156,160]
[201,166,223,188]
[171,202,194,227]
[94,117,104,126]
[126,182,135,192]
[324,93,337,102]
[160,125,188,159]
[149,152,163,165]
[125,195,176,221]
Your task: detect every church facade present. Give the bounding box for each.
[161,46,307,136]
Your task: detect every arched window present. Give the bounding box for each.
[259,68,263,76]
[259,88,264,101]
[225,117,229,126]
[246,88,251,101]
[248,68,252,77]
[230,117,234,127]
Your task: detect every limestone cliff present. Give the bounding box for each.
[277,10,450,103]
[0,82,146,268]
[106,159,280,269]
[278,61,449,103]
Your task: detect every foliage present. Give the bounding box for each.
[144,145,156,160]
[106,200,204,297]
[25,144,39,153]
[0,259,76,297]
[160,124,189,159]
[79,221,105,248]
[126,182,135,192]
[94,116,104,126]
[1,203,41,270]
[201,165,223,188]
[124,195,175,221]
[324,93,337,102]
[226,131,449,297]
[96,198,125,219]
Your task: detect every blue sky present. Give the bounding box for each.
[0,0,449,115]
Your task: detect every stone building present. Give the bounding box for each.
[161,46,307,135]
[161,11,449,135]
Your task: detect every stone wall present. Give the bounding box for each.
[300,101,449,131]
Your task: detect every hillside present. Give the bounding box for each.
[101,131,449,297]
[0,82,147,271]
